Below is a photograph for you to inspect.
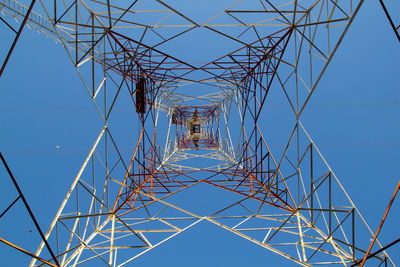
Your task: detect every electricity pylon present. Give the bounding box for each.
[0,0,396,266]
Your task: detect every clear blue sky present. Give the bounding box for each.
[0,0,400,266]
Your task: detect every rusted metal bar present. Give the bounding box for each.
[350,238,400,267]
[0,237,58,267]
[359,180,400,267]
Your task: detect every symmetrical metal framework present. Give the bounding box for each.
[0,0,398,266]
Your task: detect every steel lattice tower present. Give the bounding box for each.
[0,0,398,266]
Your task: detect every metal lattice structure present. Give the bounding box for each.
[0,0,398,266]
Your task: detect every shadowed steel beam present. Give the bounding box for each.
[0,0,36,77]
[0,152,60,266]
[378,0,400,43]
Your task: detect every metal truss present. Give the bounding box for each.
[0,0,397,266]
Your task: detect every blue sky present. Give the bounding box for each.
[1,0,400,266]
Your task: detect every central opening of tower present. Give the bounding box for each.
[177,106,218,150]
[158,83,237,173]
[122,80,294,216]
